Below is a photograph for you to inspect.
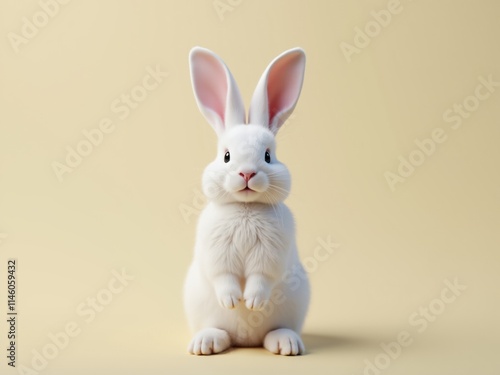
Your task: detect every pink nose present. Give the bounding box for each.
[239,172,256,182]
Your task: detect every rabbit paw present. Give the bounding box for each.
[188,328,231,355]
[243,289,271,311]
[264,328,305,356]
[214,275,242,309]
[244,274,272,311]
[217,289,242,309]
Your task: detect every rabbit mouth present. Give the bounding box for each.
[240,186,255,192]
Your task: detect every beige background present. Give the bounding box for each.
[1,0,499,374]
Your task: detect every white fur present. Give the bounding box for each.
[184,47,309,355]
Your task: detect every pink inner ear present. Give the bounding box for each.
[266,53,303,125]
[192,53,228,123]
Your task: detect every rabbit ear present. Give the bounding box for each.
[248,48,306,134]
[189,47,246,136]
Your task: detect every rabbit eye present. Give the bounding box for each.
[265,150,271,163]
[224,151,230,163]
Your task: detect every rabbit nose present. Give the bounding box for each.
[239,172,256,182]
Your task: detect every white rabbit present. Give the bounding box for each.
[184,47,310,356]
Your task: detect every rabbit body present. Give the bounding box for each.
[184,199,309,346]
[184,47,309,355]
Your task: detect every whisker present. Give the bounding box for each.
[267,184,289,193]
[261,190,285,227]
[266,171,289,178]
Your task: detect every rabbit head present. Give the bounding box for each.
[189,47,305,204]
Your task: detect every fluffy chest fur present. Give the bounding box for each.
[198,202,290,277]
